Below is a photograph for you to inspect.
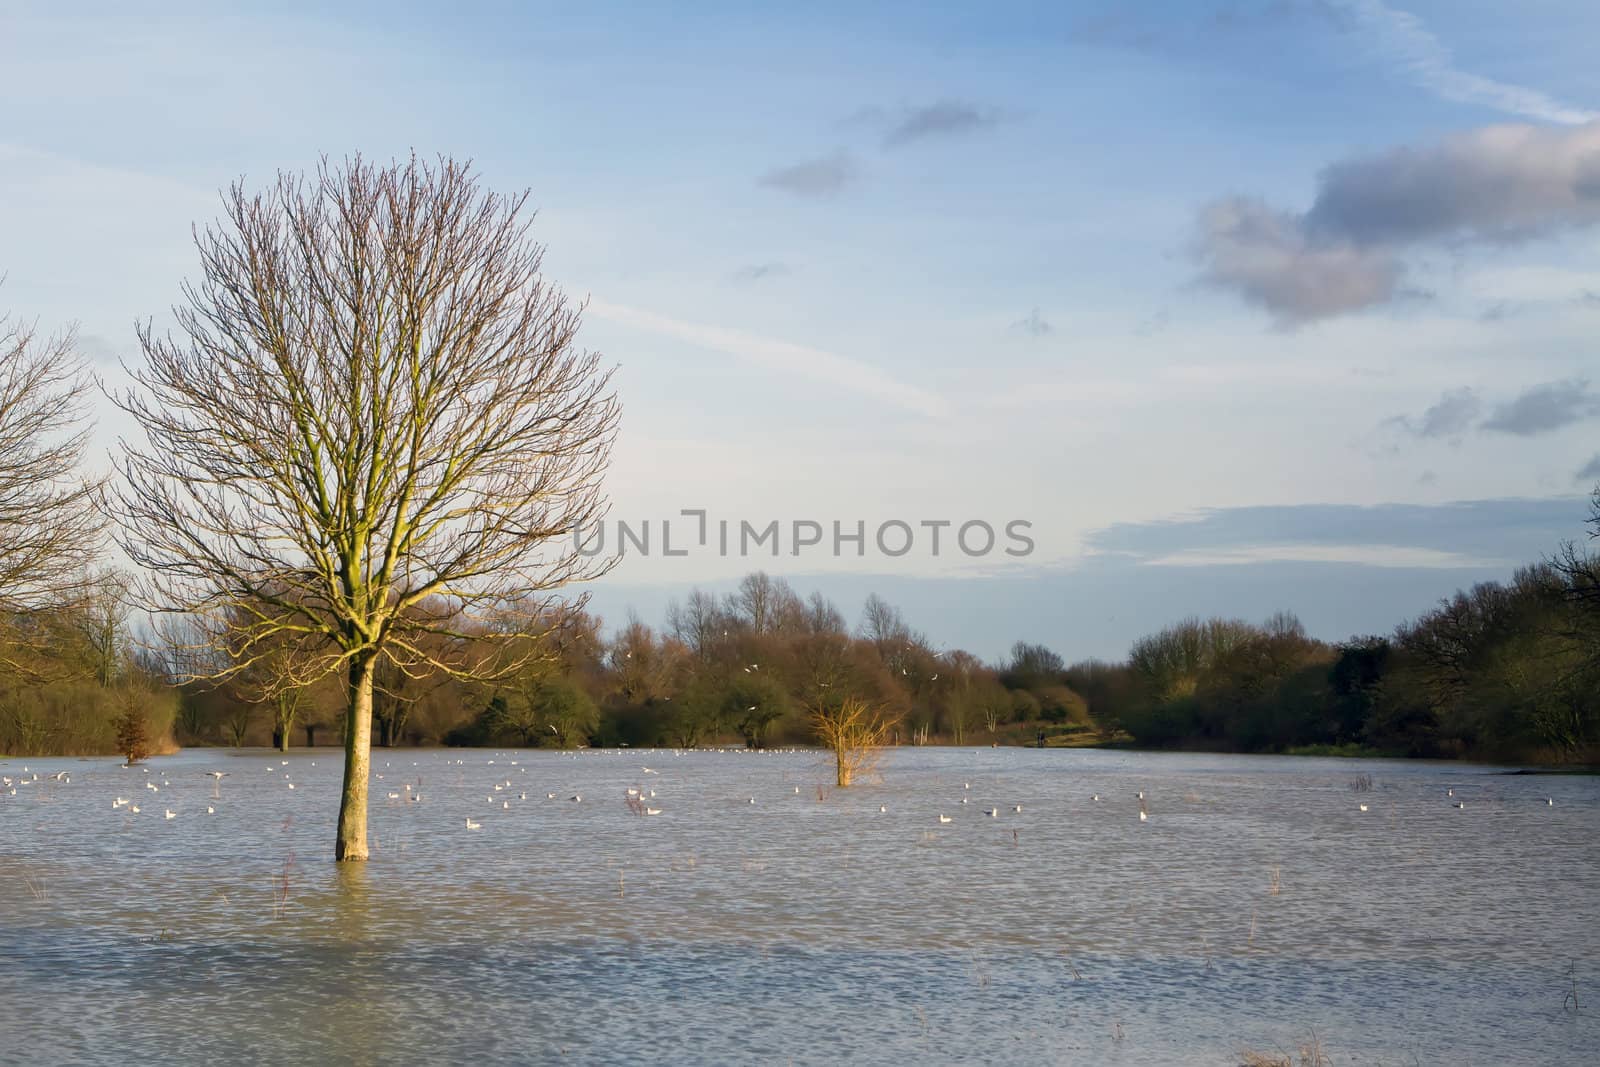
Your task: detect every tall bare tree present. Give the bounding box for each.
[113,155,619,860]
[0,306,105,650]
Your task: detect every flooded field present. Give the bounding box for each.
[1,746,1594,1064]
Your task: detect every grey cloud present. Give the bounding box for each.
[882,101,1004,148]
[730,262,790,283]
[1577,453,1600,483]
[758,151,857,197]
[1482,378,1600,436]
[1195,197,1403,323]
[1198,122,1600,321]
[1387,386,1481,440]
[1010,308,1052,337]
[1306,123,1600,245]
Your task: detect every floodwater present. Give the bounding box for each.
[0,746,1594,1064]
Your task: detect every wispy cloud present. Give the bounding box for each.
[1337,0,1597,124]
[758,151,857,197]
[1009,308,1052,337]
[586,299,946,417]
[1576,453,1600,484]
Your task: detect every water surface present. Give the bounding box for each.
[1,747,1594,1064]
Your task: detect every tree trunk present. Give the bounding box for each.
[335,653,377,861]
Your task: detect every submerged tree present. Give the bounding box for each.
[114,703,150,764]
[113,155,619,860]
[813,696,898,787]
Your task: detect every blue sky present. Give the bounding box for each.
[4,0,1599,660]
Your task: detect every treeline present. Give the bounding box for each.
[8,519,1600,764]
[160,575,1094,754]
[0,572,179,757]
[1099,561,1599,761]
[1087,505,1600,761]
[165,507,1600,764]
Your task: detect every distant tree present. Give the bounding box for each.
[668,589,726,660]
[726,671,789,748]
[73,570,133,688]
[1001,641,1065,690]
[114,703,150,764]
[803,592,847,636]
[524,675,598,748]
[860,593,910,651]
[0,302,105,666]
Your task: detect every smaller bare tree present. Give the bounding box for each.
[813,697,898,787]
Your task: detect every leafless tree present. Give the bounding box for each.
[0,304,105,664]
[74,568,133,687]
[112,155,619,860]
[667,589,726,659]
[812,697,898,787]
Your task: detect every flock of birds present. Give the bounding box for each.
[0,748,1566,839]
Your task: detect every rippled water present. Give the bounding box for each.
[1,746,1594,1064]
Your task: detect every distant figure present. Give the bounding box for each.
[1037,730,1046,748]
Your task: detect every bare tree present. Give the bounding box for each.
[667,589,726,659]
[812,697,898,787]
[74,568,133,687]
[0,305,105,659]
[727,571,802,634]
[112,155,619,860]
